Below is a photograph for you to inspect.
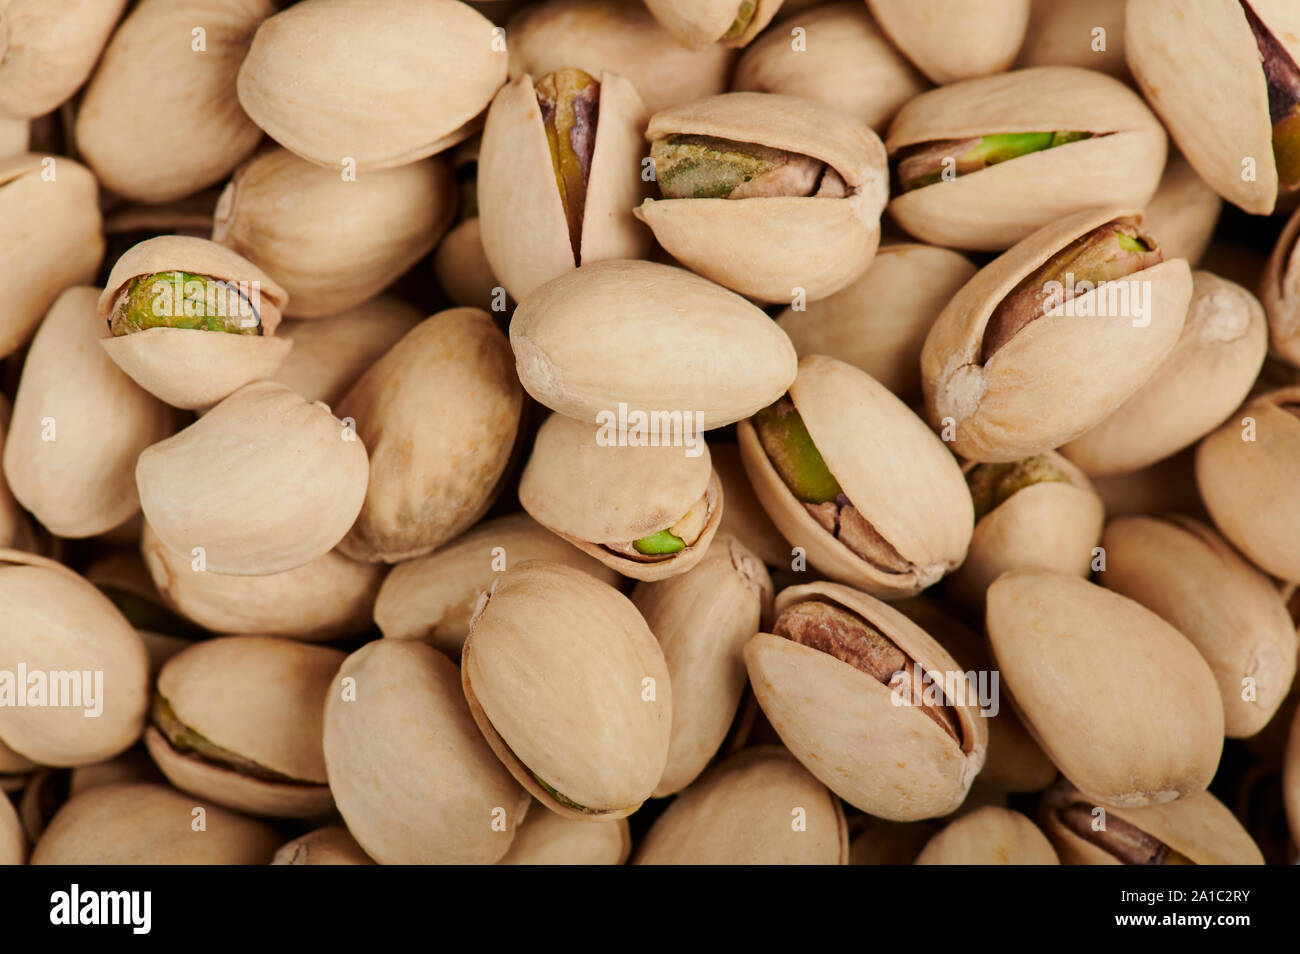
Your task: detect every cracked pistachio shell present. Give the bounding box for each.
[1014,0,1128,79]
[498,804,631,865]
[733,3,928,133]
[1100,516,1298,739]
[435,218,501,312]
[272,826,374,865]
[213,149,455,319]
[324,639,528,864]
[0,788,22,864]
[335,308,521,564]
[32,782,279,864]
[633,535,772,796]
[462,560,672,819]
[1196,386,1300,582]
[634,746,847,864]
[0,153,103,359]
[511,259,797,429]
[1127,0,1300,215]
[1143,154,1223,267]
[915,806,1059,865]
[1039,780,1264,865]
[0,551,150,767]
[712,443,787,569]
[137,381,369,576]
[519,412,722,582]
[886,67,1166,251]
[867,0,1029,84]
[776,243,977,404]
[637,93,888,303]
[3,288,175,538]
[987,570,1224,807]
[921,207,1192,463]
[739,356,973,597]
[949,452,1103,611]
[97,236,292,410]
[1263,201,1300,363]
[643,0,783,49]
[1287,707,1300,845]
[237,0,507,170]
[146,636,343,818]
[374,511,620,657]
[75,0,271,203]
[745,581,989,820]
[478,71,650,302]
[1062,271,1266,476]
[0,0,126,119]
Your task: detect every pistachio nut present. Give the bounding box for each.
[1039,780,1265,865]
[775,243,977,404]
[744,581,989,819]
[462,560,672,819]
[738,355,973,597]
[921,207,1193,462]
[1089,446,1206,520]
[2,287,175,538]
[634,746,846,864]
[136,381,370,576]
[0,0,125,119]
[848,817,938,865]
[987,570,1224,807]
[323,639,529,864]
[31,782,280,864]
[435,218,501,313]
[1262,199,1300,364]
[1196,386,1300,582]
[98,236,292,410]
[272,826,375,866]
[1,786,23,864]
[1062,271,1267,476]
[74,0,271,203]
[1014,0,1129,80]
[498,805,632,865]
[642,0,782,49]
[638,92,888,303]
[732,3,928,133]
[866,0,1030,84]
[915,806,1060,865]
[374,511,620,657]
[18,746,164,846]
[1143,153,1223,267]
[519,412,723,581]
[237,0,507,170]
[0,153,103,359]
[887,67,1166,250]
[712,444,789,569]
[1127,0,1300,215]
[335,308,521,564]
[511,259,797,429]
[1286,706,1300,846]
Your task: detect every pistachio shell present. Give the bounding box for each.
[642,0,783,48]
[272,826,375,865]
[237,0,508,170]
[0,788,23,864]
[462,560,672,818]
[0,398,33,551]
[1014,0,1128,79]
[31,782,280,864]
[712,443,788,568]
[512,260,796,428]
[0,116,25,158]
[1286,706,1300,845]
[0,0,126,119]
[1262,200,1300,364]
[886,68,1166,251]
[1143,154,1222,267]
[335,308,521,564]
[323,639,528,864]
[987,570,1224,807]
[868,0,1029,83]
[137,381,370,576]
[435,218,501,312]
[915,806,1059,865]
[0,736,37,775]
[497,805,631,864]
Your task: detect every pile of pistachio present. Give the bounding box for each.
[2,0,1300,867]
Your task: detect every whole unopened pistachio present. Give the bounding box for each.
[0,0,127,119]
[915,807,1059,865]
[642,0,783,49]
[498,806,631,865]
[272,826,375,865]
[867,0,1030,84]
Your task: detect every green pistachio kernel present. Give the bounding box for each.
[151,693,299,784]
[531,773,608,815]
[722,0,757,40]
[632,529,687,555]
[896,131,1094,192]
[109,271,263,337]
[1241,0,1300,190]
[967,456,1070,521]
[753,397,843,504]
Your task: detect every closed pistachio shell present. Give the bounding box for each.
[335,308,521,564]
[1263,201,1300,364]
[868,0,1029,83]
[498,805,631,864]
[2,287,175,538]
[0,788,23,864]
[0,0,127,119]
[237,0,508,170]
[462,560,672,819]
[987,570,1224,807]
[75,0,272,203]
[642,0,783,49]
[915,806,1059,865]
[711,444,788,569]
[634,746,846,864]
[1286,706,1300,846]
[1101,516,1298,738]
[1014,0,1129,80]
[1143,154,1222,267]
[323,639,528,864]
[512,260,797,429]
[32,782,280,864]
[137,381,370,576]
[435,218,500,312]
[272,826,375,865]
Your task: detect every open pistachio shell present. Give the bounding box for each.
[642,0,782,49]
[272,826,375,865]
[638,93,888,303]
[375,511,621,657]
[498,805,631,865]
[0,0,126,119]
[1014,0,1128,79]
[1062,271,1267,476]
[886,68,1166,251]
[915,806,1059,865]
[921,207,1192,463]
[1143,154,1222,267]
[323,639,528,864]
[745,581,988,820]
[1287,706,1300,846]
[462,560,672,819]
[867,0,1029,84]
[0,788,23,864]
[98,236,292,410]
[335,308,521,564]
[711,444,788,569]
[2,287,175,538]
[137,381,369,576]
[1263,200,1300,363]
[31,782,280,864]
[987,570,1224,807]
[237,0,507,170]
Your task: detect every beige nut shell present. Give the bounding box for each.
[641,0,783,48]
[0,0,127,120]
[272,825,374,865]
[1143,154,1222,267]
[915,806,1059,865]
[1262,201,1300,364]
[867,0,1030,84]
[498,807,632,865]
[0,788,23,864]
[1014,0,1129,80]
